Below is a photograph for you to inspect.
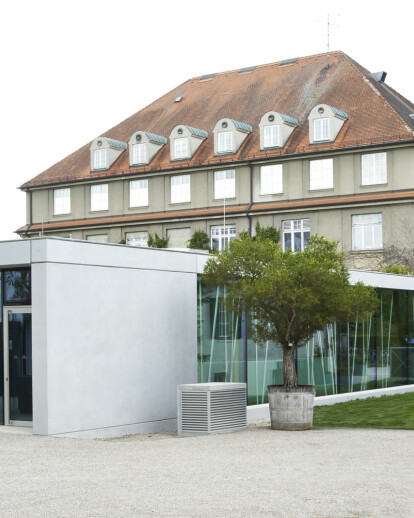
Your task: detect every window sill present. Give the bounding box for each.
[351,248,383,253]
[170,201,191,205]
[259,192,283,197]
[213,197,236,201]
[310,139,333,145]
[308,188,334,192]
[53,212,71,217]
[89,210,109,213]
[128,205,149,210]
[262,145,281,151]
[360,182,388,188]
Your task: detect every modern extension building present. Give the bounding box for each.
[1,238,414,437]
[17,51,414,271]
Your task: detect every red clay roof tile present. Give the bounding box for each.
[21,51,414,189]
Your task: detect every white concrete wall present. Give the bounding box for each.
[29,238,203,437]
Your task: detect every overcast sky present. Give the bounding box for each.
[1,0,413,241]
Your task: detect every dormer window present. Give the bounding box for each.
[259,112,298,150]
[264,125,279,147]
[218,131,233,153]
[169,125,208,162]
[90,137,127,171]
[314,118,330,141]
[128,131,166,167]
[308,104,348,144]
[213,118,252,155]
[94,149,107,169]
[174,137,189,159]
[132,143,147,164]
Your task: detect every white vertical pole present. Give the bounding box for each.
[223,173,226,248]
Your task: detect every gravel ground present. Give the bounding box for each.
[0,424,413,518]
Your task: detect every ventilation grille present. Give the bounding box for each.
[181,392,209,433]
[210,389,246,431]
[178,383,247,436]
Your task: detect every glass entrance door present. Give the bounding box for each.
[2,307,32,426]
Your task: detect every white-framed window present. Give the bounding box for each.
[260,164,283,195]
[211,226,236,251]
[90,184,108,211]
[93,149,107,169]
[174,137,189,159]
[361,153,387,185]
[132,143,147,165]
[309,158,333,190]
[171,175,190,203]
[352,214,382,251]
[129,180,148,207]
[214,170,235,199]
[264,125,279,148]
[126,231,148,247]
[53,188,71,215]
[86,234,108,243]
[314,118,330,141]
[218,131,233,153]
[283,219,310,252]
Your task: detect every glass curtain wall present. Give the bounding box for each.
[0,271,3,425]
[197,280,246,385]
[0,269,31,425]
[198,278,414,404]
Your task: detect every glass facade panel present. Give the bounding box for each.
[197,280,245,385]
[1,269,32,425]
[8,312,32,422]
[198,280,414,403]
[4,270,31,303]
[0,271,3,425]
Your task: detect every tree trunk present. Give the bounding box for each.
[283,346,298,387]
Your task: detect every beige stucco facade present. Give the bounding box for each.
[21,142,414,270]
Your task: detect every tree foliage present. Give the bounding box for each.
[148,233,169,248]
[382,264,413,276]
[187,230,211,251]
[253,221,280,244]
[203,234,378,387]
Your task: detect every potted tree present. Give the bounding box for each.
[203,234,378,430]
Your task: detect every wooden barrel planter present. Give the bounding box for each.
[267,385,315,430]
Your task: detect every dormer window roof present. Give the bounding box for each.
[128,131,167,166]
[169,125,208,161]
[259,111,298,150]
[308,104,348,144]
[90,137,127,171]
[213,118,252,155]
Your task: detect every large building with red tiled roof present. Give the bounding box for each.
[18,51,414,269]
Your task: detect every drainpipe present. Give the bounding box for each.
[246,162,254,237]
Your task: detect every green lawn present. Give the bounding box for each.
[313,392,414,429]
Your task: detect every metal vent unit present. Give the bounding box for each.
[280,57,298,66]
[200,73,216,81]
[178,383,247,436]
[370,71,387,83]
[239,66,256,74]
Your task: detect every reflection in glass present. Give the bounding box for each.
[197,280,414,404]
[4,270,31,303]
[0,272,3,425]
[8,313,32,422]
[197,280,245,386]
